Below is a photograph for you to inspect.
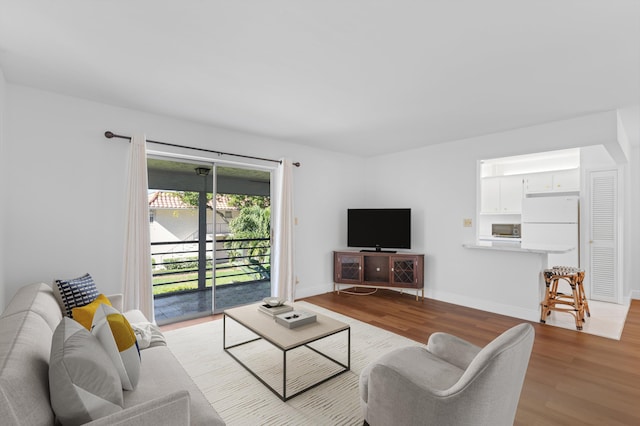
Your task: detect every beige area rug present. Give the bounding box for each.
[164,301,424,425]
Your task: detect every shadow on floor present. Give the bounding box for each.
[154,280,271,325]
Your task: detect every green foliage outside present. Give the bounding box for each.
[226,194,270,209]
[225,204,271,279]
[160,256,213,271]
[177,192,270,209]
[152,263,265,295]
[178,191,212,207]
[152,192,272,295]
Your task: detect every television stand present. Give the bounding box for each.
[360,249,396,253]
[333,251,424,301]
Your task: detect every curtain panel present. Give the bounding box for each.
[272,158,295,302]
[122,133,155,321]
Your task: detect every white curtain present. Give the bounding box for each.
[272,158,295,302]
[122,133,155,321]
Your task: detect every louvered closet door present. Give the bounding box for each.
[588,169,619,303]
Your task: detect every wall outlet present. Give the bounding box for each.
[463,218,473,227]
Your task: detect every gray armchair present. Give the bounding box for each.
[359,323,534,426]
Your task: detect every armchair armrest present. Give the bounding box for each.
[85,391,190,426]
[426,332,481,370]
[106,293,124,312]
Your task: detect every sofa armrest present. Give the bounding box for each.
[426,332,482,370]
[106,293,124,312]
[85,391,190,426]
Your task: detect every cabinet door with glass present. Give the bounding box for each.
[334,252,363,284]
[390,255,424,289]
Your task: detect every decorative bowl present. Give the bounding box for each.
[263,297,286,307]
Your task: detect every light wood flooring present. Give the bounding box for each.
[304,289,640,426]
[162,290,640,425]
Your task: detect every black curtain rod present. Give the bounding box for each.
[104,131,300,167]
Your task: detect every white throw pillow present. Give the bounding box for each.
[92,304,141,390]
[49,317,123,426]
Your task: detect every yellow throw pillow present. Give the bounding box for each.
[72,294,112,330]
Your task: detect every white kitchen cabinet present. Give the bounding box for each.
[481,176,523,214]
[552,169,580,192]
[524,169,579,194]
[481,177,501,213]
[524,173,553,193]
[500,175,524,213]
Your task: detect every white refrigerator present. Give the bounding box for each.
[521,196,579,268]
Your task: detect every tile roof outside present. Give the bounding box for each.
[213,194,236,210]
[148,191,238,210]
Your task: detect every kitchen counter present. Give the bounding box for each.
[478,236,522,243]
[463,240,576,254]
[461,240,577,323]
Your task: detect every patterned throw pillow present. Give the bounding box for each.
[71,294,112,330]
[54,273,100,318]
[49,318,123,425]
[92,304,141,390]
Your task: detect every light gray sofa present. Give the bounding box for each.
[360,323,535,426]
[0,283,226,425]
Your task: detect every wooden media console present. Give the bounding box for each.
[333,251,424,300]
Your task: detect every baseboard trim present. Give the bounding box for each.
[428,290,540,322]
[300,283,540,322]
[295,284,332,300]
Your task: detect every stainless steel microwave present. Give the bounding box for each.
[492,223,521,238]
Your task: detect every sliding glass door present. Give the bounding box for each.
[213,175,272,312]
[147,157,272,324]
[147,158,214,324]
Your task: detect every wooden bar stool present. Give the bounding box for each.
[540,266,590,330]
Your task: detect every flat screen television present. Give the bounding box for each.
[347,208,411,252]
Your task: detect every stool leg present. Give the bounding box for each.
[580,285,591,318]
[540,275,553,323]
[569,278,584,330]
[577,271,590,318]
[550,278,560,300]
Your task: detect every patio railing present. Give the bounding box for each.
[150,237,271,297]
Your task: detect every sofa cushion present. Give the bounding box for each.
[72,294,112,330]
[360,345,464,405]
[92,304,141,391]
[49,317,123,425]
[124,345,226,426]
[54,273,100,318]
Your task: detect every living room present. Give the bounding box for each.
[0,2,639,425]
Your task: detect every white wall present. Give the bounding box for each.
[0,67,6,309]
[151,209,200,242]
[362,111,638,320]
[1,84,366,306]
[629,145,640,299]
[2,82,636,316]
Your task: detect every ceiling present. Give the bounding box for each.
[1,1,638,157]
[148,158,270,183]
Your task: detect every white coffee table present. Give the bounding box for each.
[223,303,350,401]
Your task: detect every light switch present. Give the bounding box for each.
[463,218,472,227]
